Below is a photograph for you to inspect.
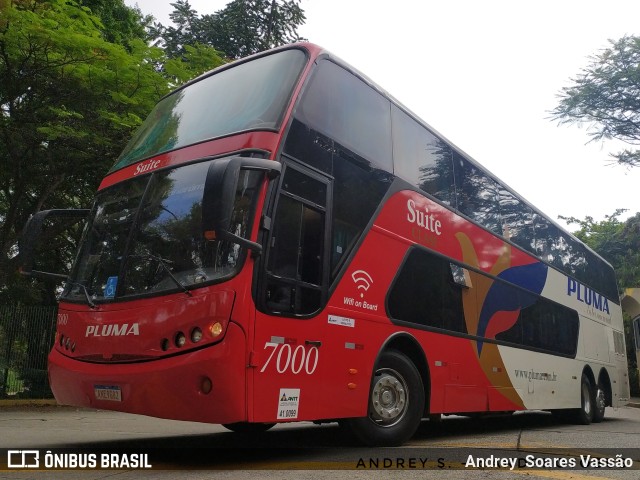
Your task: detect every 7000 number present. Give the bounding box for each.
[260,342,319,375]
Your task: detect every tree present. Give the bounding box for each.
[153,0,306,61]
[78,0,152,46]
[551,36,640,167]
[203,0,306,59]
[0,0,222,305]
[148,0,200,59]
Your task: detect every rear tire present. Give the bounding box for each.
[592,385,606,423]
[346,350,425,446]
[572,374,594,425]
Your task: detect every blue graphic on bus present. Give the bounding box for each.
[476,262,548,355]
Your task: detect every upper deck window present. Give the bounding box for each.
[111,49,307,172]
[295,60,392,173]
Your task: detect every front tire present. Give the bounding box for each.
[222,422,275,433]
[346,350,425,446]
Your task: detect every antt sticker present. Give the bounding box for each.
[277,388,300,419]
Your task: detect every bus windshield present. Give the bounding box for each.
[111,49,307,172]
[62,158,263,304]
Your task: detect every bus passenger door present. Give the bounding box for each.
[252,162,330,423]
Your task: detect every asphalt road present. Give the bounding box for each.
[0,404,638,480]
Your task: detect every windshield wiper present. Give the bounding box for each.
[135,252,192,297]
[65,281,97,309]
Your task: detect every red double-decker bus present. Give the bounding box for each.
[22,43,629,446]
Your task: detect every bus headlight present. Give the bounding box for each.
[209,322,223,337]
[191,327,203,343]
[175,332,186,348]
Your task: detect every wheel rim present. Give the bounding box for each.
[582,381,591,416]
[596,388,606,412]
[369,368,408,427]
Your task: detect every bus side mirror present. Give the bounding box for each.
[202,157,281,254]
[19,209,90,281]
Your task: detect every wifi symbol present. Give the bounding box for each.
[352,270,373,297]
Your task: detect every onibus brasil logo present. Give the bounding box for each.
[7,450,152,469]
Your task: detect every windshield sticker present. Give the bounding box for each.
[104,276,118,299]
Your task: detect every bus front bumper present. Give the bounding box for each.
[48,322,247,424]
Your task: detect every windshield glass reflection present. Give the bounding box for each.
[111,49,307,171]
[63,159,261,303]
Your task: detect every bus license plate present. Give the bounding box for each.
[94,385,122,402]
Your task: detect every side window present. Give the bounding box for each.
[330,156,390,278]
[498,186,535,250]
[453,152,502,235]
[389,247,578,357]
[295,60,392,172]
[387,248,466,333]
[496,297,579,356]
[264,165,329,315]
[283,60,396,283]
[391,106,456,207]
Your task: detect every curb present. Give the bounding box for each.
[2,399,639,408]
[0,399,58,407]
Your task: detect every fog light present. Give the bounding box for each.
[201,377,212,394]
[210,322,223,337]
[175,332,186,348]
[191,327,203,343]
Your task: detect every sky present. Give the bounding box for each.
[125,0,640,231]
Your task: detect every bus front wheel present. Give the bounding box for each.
[346,350,425,446]
[222,422,275,433]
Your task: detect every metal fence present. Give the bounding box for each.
[0,305,57,399]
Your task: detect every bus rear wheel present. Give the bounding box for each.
[592,386,606,423]
[573,374,595,425]
[346,350,425,446]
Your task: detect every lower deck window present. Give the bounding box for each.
[388,247,579,357]
[387,249,466,334]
